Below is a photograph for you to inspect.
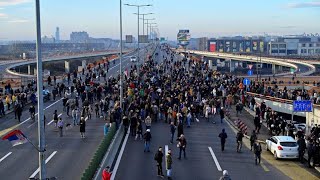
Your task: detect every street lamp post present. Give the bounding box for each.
[35,0,46,179]
[136,13,153,35]
[144,19,155,41]
[119,0,123,112]
[147,23,157,42]
[124,4,152,63]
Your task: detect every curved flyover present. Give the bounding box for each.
[182,50,316,76]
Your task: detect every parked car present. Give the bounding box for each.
[266,136,299,159]
[130,56,137,62]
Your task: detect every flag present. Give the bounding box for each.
[2,130,28,147]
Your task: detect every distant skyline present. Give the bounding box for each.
[0,0,319,41]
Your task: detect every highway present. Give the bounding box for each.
[113,48,319,180]
[0,45,156,180]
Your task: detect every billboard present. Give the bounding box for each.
[209,41,216,52]
[239,41,244,52]
[177,30,190,46]
[260,41,264,52]
[232,41,237,52]
[218,41,224,52]
[245,40,251,52]
[252,41,258,51]
[225,41,231,52]
[139,35,148,43]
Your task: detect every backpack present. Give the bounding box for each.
[154,152,158,161]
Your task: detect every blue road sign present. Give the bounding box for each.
[293,100,312,112]
[247,70,253,76]
[243,78,251,86]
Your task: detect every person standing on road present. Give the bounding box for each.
[219,129,228,151]
[307,140,315,168]
[177,134,187,160]
[72,108,79,126]
[53,110,59,128]
[16,103,22,122]
[236,130,244,152]
[297,136,307,163]
[143,129,152,152]
[254,141,262,165]
[170,122,176,144]
[145,116,152,130]
[220,107,225,123]
[250,130,257,151]
[154,146,164,178]
[166,149,173,180]
[102,166,112,180]
[57,118,64,137]
[219,170,231,180]
[80,117,86,138]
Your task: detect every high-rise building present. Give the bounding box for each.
[55,27,60,42]
[70,31,89,43]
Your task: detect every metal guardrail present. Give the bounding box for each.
[246,91,320,109]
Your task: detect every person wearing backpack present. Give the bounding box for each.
[154,147,164,178]
[254,141,262,165]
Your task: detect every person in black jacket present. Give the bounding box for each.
[143,129,152,152]
[154,147,164,177]
[177,134,187,159]
[297,136,307,163]
[307,140,314,168]
[219,129,228,151]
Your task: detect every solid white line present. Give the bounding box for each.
[208,147,222,171]
[0,152,12,163]
[110,126,130,180]
[165,145,168,170]
[47,113,62,125]
[29,151,57,178]
[44,98,63,110]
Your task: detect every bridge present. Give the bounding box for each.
[180,50,316,76]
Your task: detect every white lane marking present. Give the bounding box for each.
[44,98,63,110]
[29,151,57,179]
[110,126,130,180]
[47,113,62,125]
[0,152,12,163]
[9,98,63,128]
[208,147,222,171]
[165,145,168,170]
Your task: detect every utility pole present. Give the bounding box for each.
[35,0,46,179]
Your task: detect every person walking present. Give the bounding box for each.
[80,117,86,138]
[72,108,79,126]
[143,129,152,152]
[166,149,173,180]
[307,140,315,168]
[53,110,59,128]
[102,166,112,180]
[254,141,262,165]
[145,116,152,130]
[297,136,306,163]
[170,122,176,144]
[236,130,244,152]
[135,121,143,140]
[154,146,164,178]
[219,170,231,180]
[16,103,22,122]
[57,118,64,137]
[218,129,228,151]
[250,130,257,151]
[177,134,187,160]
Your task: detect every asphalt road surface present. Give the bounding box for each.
[0,44,157,180]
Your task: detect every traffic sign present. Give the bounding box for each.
[248,64,253,69]
[293,100,312,112]
[247,70,253,76]
[243,78,251,86]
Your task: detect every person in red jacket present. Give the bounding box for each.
[102,166,112,180]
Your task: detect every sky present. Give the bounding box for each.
[0,0,319,41]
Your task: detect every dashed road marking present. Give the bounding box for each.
[29,151,57,179]
[0,152,12,163]
[208,147,222,171]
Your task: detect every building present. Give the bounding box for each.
[70,31,90,43]
[198,37,208,51]
[208,36,265,54]
[55,27,60,42]
[268,36,320,56]
[42,35,55,43]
